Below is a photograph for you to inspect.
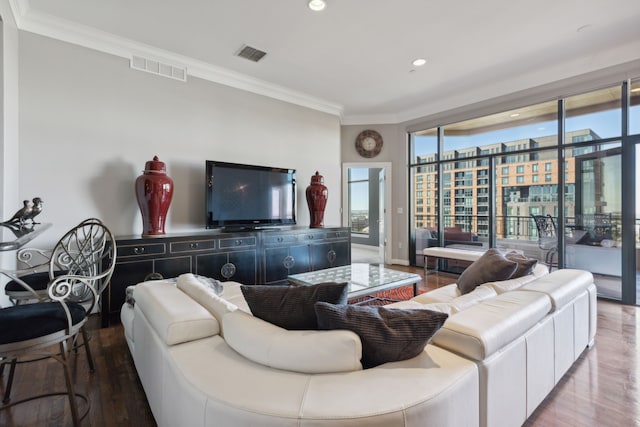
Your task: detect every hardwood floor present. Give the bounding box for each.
[1,266,638,426]
[0,319,155,427]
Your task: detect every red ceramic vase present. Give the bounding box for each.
[306,171,328,228]
[135,156,174,236]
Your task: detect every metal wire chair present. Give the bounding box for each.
[531,214,558,271]
[0,218,116,425]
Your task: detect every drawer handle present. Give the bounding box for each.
[327,250,337,263]
[307,235,314,240]
[221,262,236,279]
[277,237,284,242]
[134,247,145,254]
[190,242,199,249]
[283,255,295,269]
[235,240,242,246]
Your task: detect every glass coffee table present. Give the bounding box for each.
[288,263,421,301]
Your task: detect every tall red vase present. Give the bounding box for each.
[135,156,174,237]
[306,171,328,228]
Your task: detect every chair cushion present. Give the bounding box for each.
[240,282,348,330]
[4,270,68,293]
[0,302,86,344]
[315,302,448,368]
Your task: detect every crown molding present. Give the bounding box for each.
[8,0,28,26]
[10,0,344,118]
[340,113,401,126]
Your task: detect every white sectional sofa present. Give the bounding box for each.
[121,264,596,427]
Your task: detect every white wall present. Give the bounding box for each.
[341,124,408,264]
[0,11,20,224]
[17,32,342,248]
[0,8,20,307]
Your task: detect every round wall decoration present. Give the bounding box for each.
[355,130,383,158]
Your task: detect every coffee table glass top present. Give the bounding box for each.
[288,263,421,299]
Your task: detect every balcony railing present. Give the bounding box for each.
[415,214,625,242]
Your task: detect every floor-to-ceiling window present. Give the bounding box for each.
[411,129,438,266]
[409,81,639,304]
[563,87,623,299]
[635,144,640,301]
[631,80,640,300]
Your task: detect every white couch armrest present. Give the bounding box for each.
[135,281,220,345]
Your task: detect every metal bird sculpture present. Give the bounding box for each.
[25,197,44,223]
[2,200,33,226]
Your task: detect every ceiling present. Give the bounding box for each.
[8,0,640,124]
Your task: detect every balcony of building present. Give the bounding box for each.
[414,214,639,301]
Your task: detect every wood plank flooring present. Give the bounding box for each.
[1,267,638,426]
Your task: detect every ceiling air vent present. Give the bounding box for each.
[131,55,187,82]
[236,45,267,62]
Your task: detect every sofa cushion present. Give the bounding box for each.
[240,282,348,330]
[505,251,538,278]
[134,281,220,345]
[385,300,454,315]
[192,274,224,295]
[432,290,551,361]
[519,269,594,311]
[483,263,548,294]
[315,302,448,368]
[223,310,362,374]
[215,282,251,313]
[412,283,498,310]
[176,274,239,330]
[456,248,518,294]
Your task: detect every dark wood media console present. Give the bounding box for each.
[101,226,351,327]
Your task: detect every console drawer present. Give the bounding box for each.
[118,243,165,258]
[264,234,299,245]
[325,231,349,239]
[170,239,216,253]
[219,237,257,248]
[301,233,324,241]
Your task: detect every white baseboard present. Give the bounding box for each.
[352,243,378,250]
[390,258,410,266]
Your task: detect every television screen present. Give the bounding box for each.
[206,161,296,229]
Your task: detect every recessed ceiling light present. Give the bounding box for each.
[308,0,326,11]
[412,58,426,67]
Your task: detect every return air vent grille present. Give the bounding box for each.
[236,45,267,62]
[131,55,187,82]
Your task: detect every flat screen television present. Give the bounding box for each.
[205,160,296,230]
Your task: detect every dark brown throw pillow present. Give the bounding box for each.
[505,251,538,278]
[456,248,518,295]
[314,302,448,368]
[240,282,348,330]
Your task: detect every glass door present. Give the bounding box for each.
[568,146,622,299]
[636,144,640,303]
[343,164,390,265]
